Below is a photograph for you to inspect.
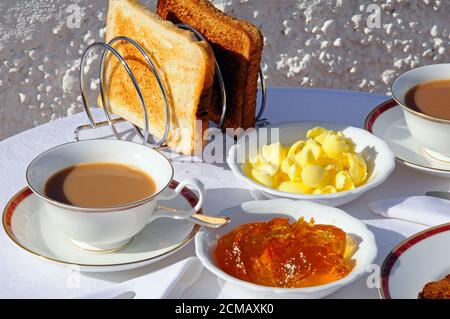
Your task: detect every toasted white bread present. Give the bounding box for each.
[157,0,264,130]
[102,0,215,154]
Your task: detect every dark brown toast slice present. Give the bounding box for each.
[419,274,450,299]
[157,0,263,130]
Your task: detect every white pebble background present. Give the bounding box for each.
[0,0,449,140]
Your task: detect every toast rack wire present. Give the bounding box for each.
[74,24,269,149]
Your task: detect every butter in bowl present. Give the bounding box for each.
[227,122,395,206]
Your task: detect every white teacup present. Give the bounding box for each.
[26,139,204,252]
[391,63,450,160]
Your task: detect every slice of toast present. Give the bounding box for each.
[419,274,450,299]
[157,0,264,130]
[102,0,215,154]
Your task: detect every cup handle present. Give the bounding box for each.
[152,178,205,220]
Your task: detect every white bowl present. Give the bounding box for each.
[195,199,377,299]
[227,122,395,207]
[391,63,450,159]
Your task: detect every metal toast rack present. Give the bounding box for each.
[75,23,269,149]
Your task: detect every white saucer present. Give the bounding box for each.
[2,181,201,272]
[380,223,450,299]
[365,99,450,177]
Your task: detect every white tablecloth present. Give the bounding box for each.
[1,88,449,299]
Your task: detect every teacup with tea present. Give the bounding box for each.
[391,63,450,160]
[26,139,205,252]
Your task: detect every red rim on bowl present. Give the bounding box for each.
[379,222,450,299]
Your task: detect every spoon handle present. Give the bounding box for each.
[157,205,230,228]
[189,214,230,228]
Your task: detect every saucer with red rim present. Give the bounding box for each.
[380,223,450,299]
[365,99,450,178]
[2,181,201,272]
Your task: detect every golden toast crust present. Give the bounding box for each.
[102,0,215,154]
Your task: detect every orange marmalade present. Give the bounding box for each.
[214,217,352,288]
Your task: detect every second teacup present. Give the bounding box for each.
[391,63,450,160]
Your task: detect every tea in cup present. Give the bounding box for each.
[391,63,450,160]
[26,139,204,252]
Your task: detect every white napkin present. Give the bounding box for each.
[75,257,203,299]
[369,196,450,226]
